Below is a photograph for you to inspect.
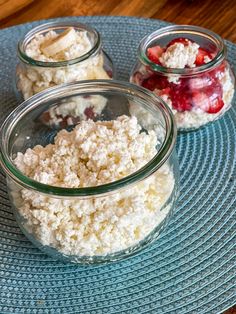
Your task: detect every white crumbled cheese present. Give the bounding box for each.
[204,55,212,63]
[167,75,180,84]
[159,42,199,68]
[25,30,92,62]
[12,115,175,256]
[17,29,110,100]
[128,102,166,144]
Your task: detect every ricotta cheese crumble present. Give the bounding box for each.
[17,28,111,100]
[12,115,175,256]
[159,42,200,69]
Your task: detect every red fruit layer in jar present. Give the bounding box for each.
[139,38,226,114]
[40,96,105,128]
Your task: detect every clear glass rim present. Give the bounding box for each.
[17,21,102,68]
[0,80,176,197]
[138,25,226,76]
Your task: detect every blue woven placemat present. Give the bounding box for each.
[0,16,235,314]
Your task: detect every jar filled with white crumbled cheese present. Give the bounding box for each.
[130,25,235,131]
[0,80,179,264]
[16,21,115,100]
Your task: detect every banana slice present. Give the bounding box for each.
[40,27,77,57]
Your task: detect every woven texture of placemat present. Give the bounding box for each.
[0,16,235,314]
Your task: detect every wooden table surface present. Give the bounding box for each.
[0,0,235,313]
[0,0,236,43]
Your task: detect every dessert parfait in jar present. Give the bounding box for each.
[16,22,115,125]
[130,25,235,131]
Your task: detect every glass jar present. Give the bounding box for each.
[130,25,235,131]
[0,80,179,264]
[16,21,115,100]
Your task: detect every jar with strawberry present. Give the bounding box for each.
[130,25,235,130]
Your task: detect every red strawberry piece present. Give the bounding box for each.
[142,74,169,91]
[195,48,212,66]
[207,79,223,98]
[84,107,95,119]
[159,87,171,96]
[192,92,211,112]
[167,37,192,47]
[206,97,224,113]
[106,69,113,78]
[192,91,224,114]
[147,46,164,65]
[191,74,224,114]
[172,95,192,111]
[188,74,213,90]
[205,82,224,113]
[169,85,192,112]
[40,111,51,124]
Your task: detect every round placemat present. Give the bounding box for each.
[0,16,235,314]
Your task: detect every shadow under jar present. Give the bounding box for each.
[130,25,235,131]
[16,21,115,100]
[0,80,179,264]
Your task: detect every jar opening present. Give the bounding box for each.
[0,80,176,197]
[18,21,102,68]
[139,25,226,76]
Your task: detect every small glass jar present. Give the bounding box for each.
[16,21,115,100]
[0,80,179,264]
[130,25,235,131]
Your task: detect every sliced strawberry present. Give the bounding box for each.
[167,37,192,47]
[205,79,223,99]
[191,73,224,114]
[106,69,113,78]
[171,94,192,111]
[188,74,213,90]
[192,91,224,114]
[84,107,95,119]
[205,82,224,113]
[142,74,169,91]
[159,87,171,96]
[195,48,212,66]
[207,98,224,113]
[169,84,192,112]
[147,46,164,65]
[192,92,211,112]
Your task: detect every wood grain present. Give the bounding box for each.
[0,0,235,43]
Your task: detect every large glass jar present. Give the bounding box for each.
[130,25,235,131]
[16,21,115,100]
[0,80,179,264]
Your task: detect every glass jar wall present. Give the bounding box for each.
[16,22,115,100]
[130,25,235,131]
[0,80,179,264]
